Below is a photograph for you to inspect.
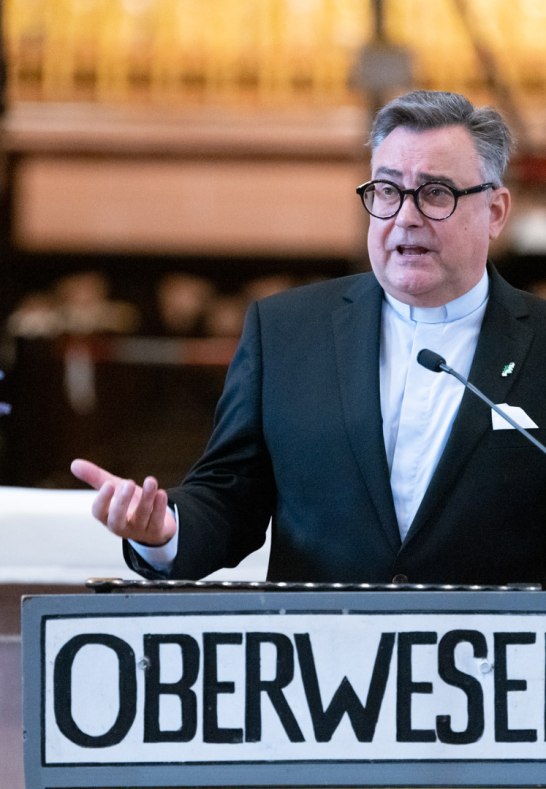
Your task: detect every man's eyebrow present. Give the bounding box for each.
[373,165,458,188]
[374,166,402,180]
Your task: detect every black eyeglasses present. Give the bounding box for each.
[356,179,496,221]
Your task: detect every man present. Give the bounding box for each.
[72,89,546,586]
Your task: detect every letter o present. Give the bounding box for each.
[53,633,137,747]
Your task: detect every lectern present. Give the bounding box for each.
[22,579,546,788]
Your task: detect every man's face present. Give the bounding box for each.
[366,125,511,307]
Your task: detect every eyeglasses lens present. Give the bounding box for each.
[364,181,456,220]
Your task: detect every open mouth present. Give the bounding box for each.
[396,245,429,255]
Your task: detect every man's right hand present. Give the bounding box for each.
[70,458,177,547]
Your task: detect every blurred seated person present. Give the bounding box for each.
[7,272,139,339]
[156,274,215,336]
[54,272,139,335]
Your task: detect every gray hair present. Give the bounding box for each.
[369,90,515,186]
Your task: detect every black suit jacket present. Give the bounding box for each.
[125,266,546,585]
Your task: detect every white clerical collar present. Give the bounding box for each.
[384,271,489,324]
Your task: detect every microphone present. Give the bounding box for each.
[416,348,546,457]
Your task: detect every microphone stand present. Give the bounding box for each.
[417,348,546,458]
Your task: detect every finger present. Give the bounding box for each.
[106,479,138,536]
[129,476,159,531]
[141,488,176,546]
[71,458,120,491]
[91,481,116,526]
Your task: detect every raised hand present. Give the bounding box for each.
[70,458,176,546]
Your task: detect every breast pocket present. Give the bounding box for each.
[488,426,546,450]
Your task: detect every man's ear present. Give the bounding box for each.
[489,187,511,240]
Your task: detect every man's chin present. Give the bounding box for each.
[386,272,445,306]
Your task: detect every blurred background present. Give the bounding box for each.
[2,5,546,786]
[1,0,546,489]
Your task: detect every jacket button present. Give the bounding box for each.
[392,574,409,584]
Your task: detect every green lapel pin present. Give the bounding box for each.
[501,362,515,377]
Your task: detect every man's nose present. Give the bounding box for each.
[395,193,424,226]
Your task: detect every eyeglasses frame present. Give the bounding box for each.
[355,179,496,221]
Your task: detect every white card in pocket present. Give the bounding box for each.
[492,403,538,430]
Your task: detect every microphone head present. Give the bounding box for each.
[417,348,447,373]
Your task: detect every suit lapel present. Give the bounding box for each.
[332,275,401,552]
[403,268,535,546]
